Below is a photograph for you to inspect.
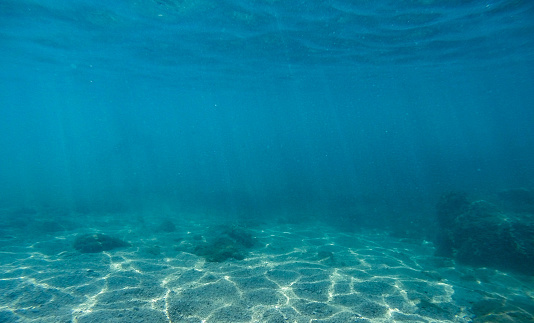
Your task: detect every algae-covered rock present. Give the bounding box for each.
[185,225,257,262]
[73,233,130,253]
[435,192,534,275]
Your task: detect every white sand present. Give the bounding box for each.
[1,212,533,322]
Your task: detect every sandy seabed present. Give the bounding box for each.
[1,211,533,323]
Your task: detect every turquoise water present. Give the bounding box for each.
[1,0,533,214]
[1,1,534,322]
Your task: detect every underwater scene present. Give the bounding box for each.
[1,0,534,322]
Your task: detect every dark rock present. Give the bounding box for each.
[73,233,130,253]
[188,225,257,262]
[435,192,470,257]
[224,225,256,248]
[435,193,534,275]
[194,236,246,262]
[436,192,470,228]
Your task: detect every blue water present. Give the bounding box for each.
[2,1,534,322]
[1,0,534,219]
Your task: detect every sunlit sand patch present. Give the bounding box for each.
[0,212,533,322]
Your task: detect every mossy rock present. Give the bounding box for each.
[194,236,246,262]
[191,225,257,262]
[73,233,130,253]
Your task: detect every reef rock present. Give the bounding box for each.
[73,233,130,253]
[436,192,534,275]
[178,224,257,262]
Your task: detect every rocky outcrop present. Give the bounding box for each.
[435,190,534,275]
